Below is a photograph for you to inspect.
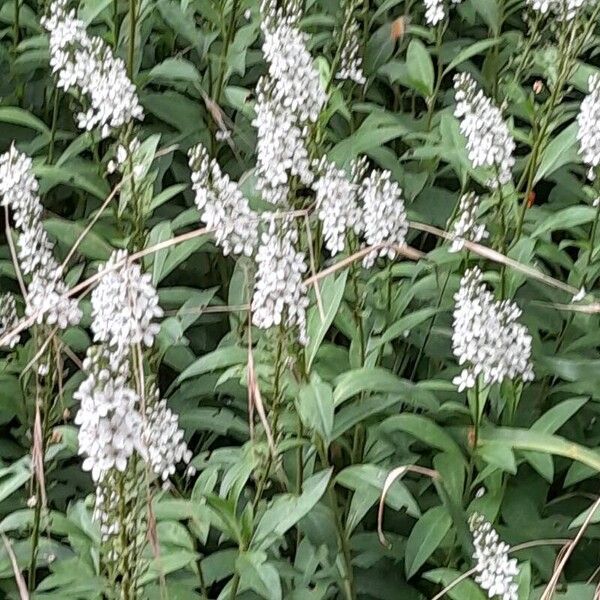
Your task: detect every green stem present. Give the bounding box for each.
[513,9,600,242]
[317,442,355,600]
[425,23,446,130]
[229,573,241,599]
[409,268,451,381]
[213,0,240,104]
[47,90,60,164]
[13,0,19,50]
[127,0,137,79]
[113,0,120,48]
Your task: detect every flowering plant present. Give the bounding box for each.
[1,0,600,598]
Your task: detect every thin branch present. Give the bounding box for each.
[1,534,29,600]
[5,206,27,298]
[539,496,600,600]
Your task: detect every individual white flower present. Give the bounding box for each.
[143,395,192,481]
[261,2,327,124]
[0,294,20,349]
[527,0,593,19]
[336,12,366,85]
[452,267,534,390]
[423,0,464,25]
[74,346,143,482]
[449,192,488,252]
[577,74,600,180]
[470,514,519,600]
[188,143,258,256]
[253,77,314,205]
[572,286,586,302]
[0,146,81,329]
[452,369,475,392]
[454,73,515,188]
[42,0,143,138]
[251,217,309,344]
[360,169,408,268]
[312,157,366,255]
[91,250,163,352]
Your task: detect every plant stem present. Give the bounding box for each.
[127,0,137,79]
[47,90,60,164]
[317,442,355,600]
[213,0,240,104]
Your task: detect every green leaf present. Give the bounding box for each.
[336,464,420,517]
[333,367,438,411]
[380,414,464,458]
[531,206,597,238]
[443,39,501,75]
[253,469,332,549]
[305,271,348,370]
[0,107,50,135]
[146,58,201,85]
[406,39,435,97]
[480,427,600,472]
[531,397,588,433]
[405,506,452,578]
[369,307,440,350]
[535,122,579,183]
[236,551,282,600]
[175,346,248,385]
[297,381,334,442]
[44,217,112,260]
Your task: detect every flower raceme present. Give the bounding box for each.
[0,294,20,349]
[0,146,81,329]
[577,74,600,180]
[452,268,534,391]
[454,73,515,189]
[251,217,310,345]
[42,0,143,138]
[90,250,163,353]
[336,3,366,85]
[470,514,519,600]
[188,143,258,256]
[449,192,489,252]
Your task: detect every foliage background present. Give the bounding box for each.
[1,0,600,598]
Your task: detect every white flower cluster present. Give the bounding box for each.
[253,1,327,204]
[42,0,143,138]
[527,0,593,20]
[143,395,192,481]
[188,144,258,256]
[423,0,464,25]
[254,79,315,205]
[312,157,366,255]
[75,346,191,489]
[336,8,366,85]
[91,250,163,353]
[454,73,515,188]
[0,146,81,329]
[452,268,534,391]
[0,294,20,349]
[74,346,144,483]
[450,192,488,252]
[251,218,309,345]
[470,514,519,600]
[361,170,408,268]
[261,5,327,123]
[577,74,600,180]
